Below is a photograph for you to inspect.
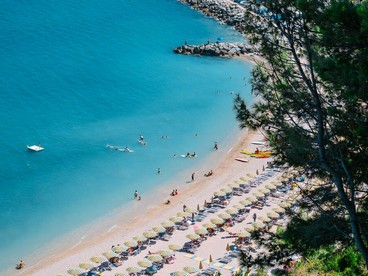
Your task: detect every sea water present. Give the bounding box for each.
[0,0,253,272]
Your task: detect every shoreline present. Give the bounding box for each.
[20,127,268,275]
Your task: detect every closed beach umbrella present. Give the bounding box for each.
[199,261,203,270]
[267,212,280,219]
[211,217,225,225]
[168,244,183,251]
[184,207,197,214]
[202,222,216,229]
[79,263,95,270]
[147,254,163,263]
[259,188,270,194]
[177,212,191,218]
[252,192,264,198]
[252,222,265,230]
[133,235,147,242]
[171,272,189,276]
[226,243,230,251]
[152,226,166,233]
[258,216,271,223]
[280,202,291,208]
[112,245,128,253]
[103,251,118,259]
[237,231,251,238]
[221,187,232,194]
[124,240,138,248]
[209,255,213,262]
[197,204,201,211]
[233,204,244,210]
[214,191,226,197]
[244,225,255,233]
[245,196,257,203]
[158,250,174,257]
[161,221,175,228]
[218,213,231,220]
[186,233,201,241]
[90,256,107,263]
[143,231,158,239]
[169,216,184,223]
[239,200,252,206]
[273,207,286,214]
[126,267,142,273]
[67,268,84,276]
[265,184,276,190]
[228,183,240,189]
[195,228,208,235]
[183,266,199,274]
[138,259,153,268]
[225,208,238,215]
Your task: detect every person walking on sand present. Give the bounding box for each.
[191,172,195,181]
[253,213,257,222]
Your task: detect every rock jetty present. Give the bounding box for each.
[173,42,253,57]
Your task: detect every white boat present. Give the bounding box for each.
[27,145,44,152]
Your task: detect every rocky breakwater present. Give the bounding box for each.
[179,0,247,32]
[173,42,253,57]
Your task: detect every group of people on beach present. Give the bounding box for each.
[204,170,214,177]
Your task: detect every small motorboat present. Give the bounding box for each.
[27,145,44,152]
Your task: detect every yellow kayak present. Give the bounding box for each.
[240,150,272,158]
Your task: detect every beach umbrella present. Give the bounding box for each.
[184,207,197,214]
[237,231,251,238]
[265,184,277,190]
[195,228,208,235]
[211,217,225,225]
[90,256,107,263]
[147,254,163,263]
[252,222,265,230]
[143,231,158,239]
[228,183,240,189]
[102,251,118,259]
[267,212,280,219]
[133,235,147,242]
[244,225,255,233]
[259,188,270,194]
[197,204,201,211]
[273,207,286,214]
[171,272,189,276]
[158,250,174,257]
[199,261,203,270]
[67,268,84,276]
[124,240,138,248]
[252,192,264,198]
[220,187,232,194]
[126,267,142,273]
[152,226,166,233]
[137,259,153,268]
[239,200,252,206]
[169,216,184,223]
[168,244,183,251]
[247,172,257,178]
[225,208,238,215]
[177,212,191,218]
[209,255,213,262]
[280,202,291,208]
[112,245,128,253]
[186,233,201,241]
[202,222,216,229]
[218,213,231,220]
[258,216,271,223]
[233,204,244,210]
[214,191,226,197]
[79,263,95,270]
[245,196,257,203]
[226,243,230,251]
[204,200,208,207]
[183,266,199,274]
[161,221,175,228]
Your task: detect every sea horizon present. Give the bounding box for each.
[0,0,253,273]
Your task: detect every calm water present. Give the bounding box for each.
[0,0,252,271]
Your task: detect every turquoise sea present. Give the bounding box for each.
[0,0,252,272]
